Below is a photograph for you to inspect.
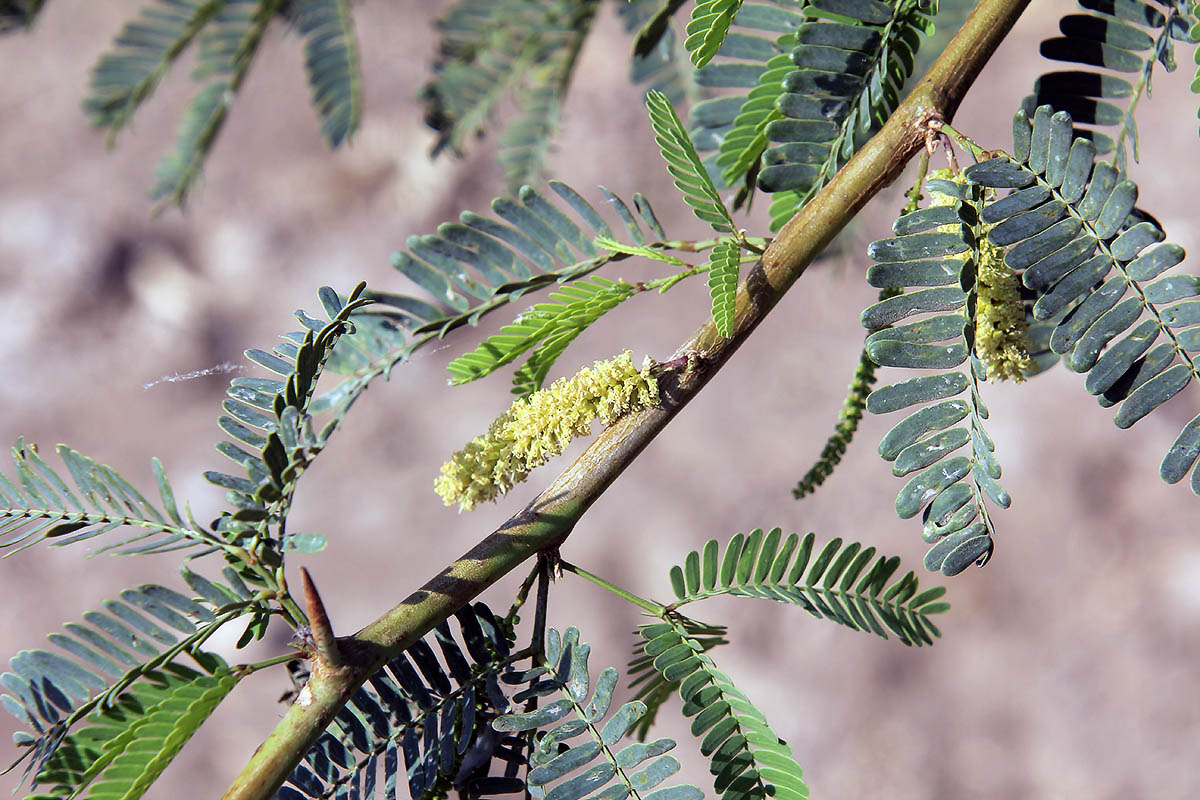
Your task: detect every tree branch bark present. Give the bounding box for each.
[220,1,1032,796]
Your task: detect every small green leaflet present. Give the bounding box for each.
[282,532,327,553]
[684,0,745,68]
[594,236,688,266]
[707,238,740,337]
[645,89,735,234]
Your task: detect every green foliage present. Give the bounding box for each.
[289,0,362,147]
[494,627,702,800]
[594,237,688,266]
[28,657,237,800]
[207,283,371,559]
[318,182,679,420]
[0,290,387,799]
[666,529,948,645]
[862,173,1011,576]
[3,572,256,793]
[382,182,665,322]
[9,4,1200,800]
[685,0,746,68]
[1191,2,1200,132]
[151,0,282,205]
[0,440,218,558]
[687,0,808,203]
[447,277,639,395]
[646,89,736,233]
[84,0,363,205]
[628,0,688,56]
[634,619,810,800]
[84,1,224,140]
[688,0,936,229]
[627,619,728,742]
[422,0,602,191]
[1024,0,1200,172]
[706,238,741,337]
[963,105,1200,495]
[623,529,949,799]
[278,604,522,800]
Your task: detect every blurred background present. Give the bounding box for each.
[3,1,1200,797]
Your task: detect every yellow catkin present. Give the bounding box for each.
[974,236,1034,382]
[926,169,1033,383]
[434,351,658,511]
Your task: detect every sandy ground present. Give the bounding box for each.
[3,1,1200,798]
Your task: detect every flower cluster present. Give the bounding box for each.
[927,169,1033,382]
[973,234,1034,382]
[435,351,659,511]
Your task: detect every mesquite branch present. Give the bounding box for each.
[220,1,1032,797]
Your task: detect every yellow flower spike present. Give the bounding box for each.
[925,169,1033,383]
[974,236,1035,382]
[434,351,659,511]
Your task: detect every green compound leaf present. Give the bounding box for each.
[792,339,883,499]
[646,89,736,233]
[627,619,728,741]
[150,0,283,205]
[863,174,1016,576]
[6,584,250,800]
[31,664,238,800]
[289,0,362,147]
[422,0,602,191]
[495,627,702,800]
[1025,0,1200,172]
[689,0,935,230]
[0,439,222,558]
[707,238,741,337]
[446,277,638,394]
[1191,6,1200,141]
[620,0,695,103]
[685,0,746,67]
[305,182,675,470]
[665,528,947,645]
[964,105,1200,497]
[83,0,224,139]
[279,603,521,800]
[636,619,811,800]
[207,282,371,537]
[83,0,367,204]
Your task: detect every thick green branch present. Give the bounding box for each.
[219,1,1030,797]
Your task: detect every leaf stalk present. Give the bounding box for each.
[557,559,666,615]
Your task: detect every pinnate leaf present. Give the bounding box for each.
[645,90,735,233]
[707,239,741,337]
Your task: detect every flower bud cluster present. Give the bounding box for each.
[973,234,1034,382]
[435,351,658,511]
[927,169,1033,382]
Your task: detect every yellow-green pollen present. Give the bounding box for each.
[435,351,659,511]
[927,169,1034,383]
